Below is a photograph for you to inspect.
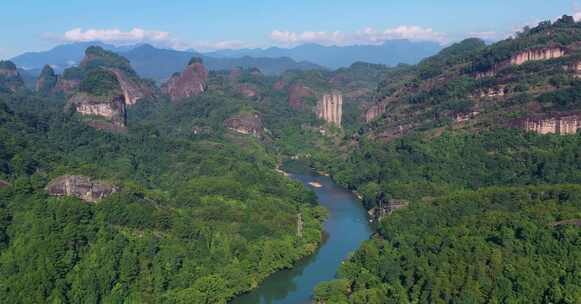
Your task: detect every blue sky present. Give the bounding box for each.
[1,0,579,59]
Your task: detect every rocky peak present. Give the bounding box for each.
[0,60,24,93]
[36,65,58,95]
[224,112,263,137]
[46,175,119,203]
[161,57,208,102]
[316,93,343,127]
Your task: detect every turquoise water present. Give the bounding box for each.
[231,174,372,304]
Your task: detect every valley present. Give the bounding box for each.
[0,11,580,304]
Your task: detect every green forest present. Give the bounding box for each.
[0,91,326,303]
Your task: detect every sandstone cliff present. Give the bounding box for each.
[0,61,24,92]
[288,83,314,110]
[364,103,385,122]
[316,93,343,127]
[68,92,127,127]
[36,65,58,95]
[108,68,154,105]
[46,175,119,203]
[476,47,566,78]
[517,114,581,135]
[224,113,263,137]
[161,58,208,102]
[67,69,128,129]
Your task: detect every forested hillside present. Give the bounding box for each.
[308,16,581,304]
[0,87,326,303]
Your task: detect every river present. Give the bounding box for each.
[231,173,373,304]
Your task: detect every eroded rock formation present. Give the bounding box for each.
[36,65,59,95]
[287,83,313,110]
[365,103,385,122]
[224,113,263,137]
[162,58,208,102]
[237,84,259,98]
[0,61,24,92]
[476,47,567,78]
[0,180,10,189]
[317,93,343,127]
[510,47,565,66]
[46,175,119,203]
[68,92,127,127]
[520,115,581,135]
[108,68,154,106]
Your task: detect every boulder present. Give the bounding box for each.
[224,113,263,137]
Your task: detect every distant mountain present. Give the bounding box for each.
[121,44,323,81]
[204,40,443,69]
[11,41,131,72]
[10,43,324,82]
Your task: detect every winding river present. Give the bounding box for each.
[231,173,373,304]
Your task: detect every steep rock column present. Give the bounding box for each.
[317,93,343,127]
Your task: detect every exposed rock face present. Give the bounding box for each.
[476,47,567,78]
[510,47,565,66]
[273,79,286,91]
[365,103,385,122]
[316,93,343,127]
[161,59,208,102]
[455,111,480,123]
[224,113,263,136]
[68,92,127,127]
[46,175,119,203]
[287,83,313,110]
[0,61,24,92]
[55,79,80,95]
[520,115,581,135]
[108,68,154,106]
[36,65,58,95]
[479,86,507,98]
[0,180,10,189]
[237,84,259,98]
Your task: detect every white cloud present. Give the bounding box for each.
[271,26,449,47]
[48,28,256,51]
[63,28,171,44]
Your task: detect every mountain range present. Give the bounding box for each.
[10,40,442,82]
[205,40,442,69]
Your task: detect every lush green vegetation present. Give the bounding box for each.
[0,90,325,303]
[314,185,581,303]
[78,70,123,97]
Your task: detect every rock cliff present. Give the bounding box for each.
[67,69,127,128]
[0,61,24,92]
[287,83,313,110]
[108,68,154,106]
[509,47,565,66]
[224,113,263,136]
[477,47,566,78]
[68,92,127,127]
[519,114,581,135]
[365,103,385,122]
[161,57,208,102]
[46,175,119,203]
[36,65,58,95]
[316,93,343,127]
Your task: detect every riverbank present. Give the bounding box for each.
[231,174,373,304]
